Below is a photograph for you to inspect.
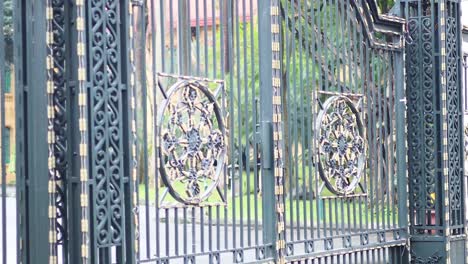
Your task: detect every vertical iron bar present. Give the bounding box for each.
[0,0,6,260]
[141,0,150,257]
[159,0,165,72]
[258,0,276,258]
[178,0,190,75]
[14,0,27,262]
[169,0,174,73]
[150,0,160,259]
[25,1,49,261]
[203,0,208,76]
[212,0,217,79]
[195,0,200,76]
[241,0,252,247]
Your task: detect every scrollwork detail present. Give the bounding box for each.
[316,96,366,195]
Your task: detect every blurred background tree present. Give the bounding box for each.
[4,0,13,64]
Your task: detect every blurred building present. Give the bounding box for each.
[0,66,15,184]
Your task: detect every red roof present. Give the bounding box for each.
[158,0,257,30]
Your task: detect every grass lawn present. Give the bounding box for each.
[138,170,398,225]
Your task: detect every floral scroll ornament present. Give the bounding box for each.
[158,79,226,205]
[316,96,366,195]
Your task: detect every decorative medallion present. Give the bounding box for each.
[158,79,226,205]
[316,96,366,195]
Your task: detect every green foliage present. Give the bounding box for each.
[7,153,14,173]
[3,0,13,64]
[377,0,395,13]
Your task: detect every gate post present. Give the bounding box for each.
[403,0,466,262]
[15,1,50,262]
[258,0,277,259]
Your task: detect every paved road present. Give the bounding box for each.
[0,199,400,263]
[0,197,17,264]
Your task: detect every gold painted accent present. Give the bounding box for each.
[48,106,54,118]
[49,206,56,218]
[46,32,54,45]
[49,231,56,243]
[273,96,281,105]
[80,194,88,207]
[272,42,280,51]
[80,169,88,181]
[46,56,52,70]
[78,43,85,56]
[271,24,279,33]
[76,0,84,5]
[77,18,85,31]
[273,78,281,87]
[47,81,54,93]
[81,220,88,232]
[275,186,284,195]
[276,240,285,249]
[274,132,282,140]
[271,6,279,16]
[272,60,280,69]
[79,118,86,132]
[78,68,86,81]
[277,203,284,213]
[278,222,284,232]
[79,93,86,106]
[80,144,87,155]
[48,181,55,193]
[441,48,446,56]
[273,114,282,123]
[81,245,88,257]
[48,131,54,142]
[48,157,55,168]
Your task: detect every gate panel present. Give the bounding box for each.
[134,1,272,263]
[279,0,407,262]
[79,0,136,262]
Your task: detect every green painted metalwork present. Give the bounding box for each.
[402,0,466,262]
[1,0,466,263]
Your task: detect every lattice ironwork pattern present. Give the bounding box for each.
[406,16,439,230]
[158,78,226,205]
[76,0,90,261]
[46,0,58,261]
[446,5,464,230]
[51,0,68,248]
[403,0,466,261]
[87,0,124,249]
[316,96,366,195]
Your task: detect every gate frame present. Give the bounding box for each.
[14,1,50,263]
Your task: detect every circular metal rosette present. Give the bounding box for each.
[158,80,226,205]
[316,96,366,195]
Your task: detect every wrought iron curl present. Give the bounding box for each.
[158,80,226,205]
[316,96,366,195]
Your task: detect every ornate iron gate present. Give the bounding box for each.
[133,0,410,263]
[1,0,466,263]
[277,0,408,262]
